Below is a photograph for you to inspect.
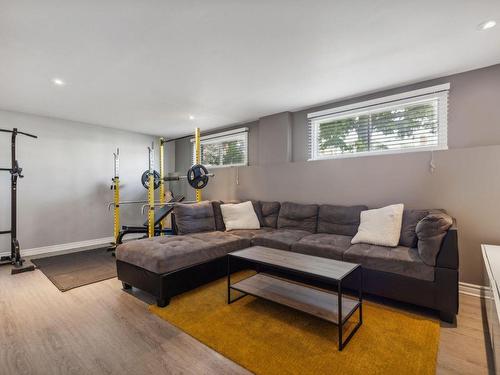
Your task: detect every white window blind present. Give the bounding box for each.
[191,128,248,168]
[308,84,449,160]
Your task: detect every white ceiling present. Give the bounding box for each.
[1,0,499,137]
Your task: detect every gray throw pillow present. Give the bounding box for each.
[399,209,429,248]
[174,201,216,235]
[415,212,453,266]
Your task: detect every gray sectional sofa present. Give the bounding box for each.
[116,200,458,322]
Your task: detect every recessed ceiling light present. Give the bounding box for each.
[478,20,496,30]
[189,115,195,120]
[51,78,66,86]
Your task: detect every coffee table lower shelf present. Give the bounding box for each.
[229,273,362,349]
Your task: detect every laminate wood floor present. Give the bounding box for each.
[0,262,493,374]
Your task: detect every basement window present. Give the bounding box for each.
[307,84,449,160]
[191,128,248,168]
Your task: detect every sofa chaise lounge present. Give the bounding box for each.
[116,200,458,322]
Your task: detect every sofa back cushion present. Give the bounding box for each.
[277,202,318,233]
[211,200,226,231]
[249,200,264,227]
[399,209,430,247]
[174,201,216,235]
[258,201,281,228]
[317,205,368,236]
[416,212,453,266]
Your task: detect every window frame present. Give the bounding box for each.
[307,84,449,161]
[191,128,249,169]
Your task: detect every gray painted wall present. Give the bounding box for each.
[175,63,500,285]
[173,137,195,201]
[258,113,292,165]
[0,110,156,252]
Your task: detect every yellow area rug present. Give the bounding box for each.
[150,272,440,375]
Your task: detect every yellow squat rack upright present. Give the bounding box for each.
[194,127,202,203]
[159,137,166,235]
[111,148,120,248]
[147,143,156,238]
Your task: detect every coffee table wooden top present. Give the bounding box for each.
[229,246,359,281]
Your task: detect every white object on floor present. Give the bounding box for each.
[481,244,500,372]
[351,204,404,247]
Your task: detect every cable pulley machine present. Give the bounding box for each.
[0,128,37,274]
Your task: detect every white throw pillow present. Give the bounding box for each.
[351,204,404,247]
[220,201,260,231]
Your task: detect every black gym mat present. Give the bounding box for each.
[31,247,116,292]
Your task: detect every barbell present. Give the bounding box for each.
[141,164,214,190]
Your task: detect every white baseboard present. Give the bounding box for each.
[0,236,115,259]
[459,281,491,298]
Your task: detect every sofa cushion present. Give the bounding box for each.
[259,201,281,228]
[229,227,274,239]
[416,212,453,266]
[317,205,367,236]
[399,209,429,248]
[252,229,311,250]
[211,200,226,231]
[277,202,318,233]
[351,204,404,247]
[188,231,251,251]
[220,201,261,231]
[343,243,435,281]
[291,233,352,261]
[174,201,216,235]
[116,232,250,274]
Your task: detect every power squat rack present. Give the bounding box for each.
[0,128,37,274]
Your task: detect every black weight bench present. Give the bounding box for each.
[116,195,185,245]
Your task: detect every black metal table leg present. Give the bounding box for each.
[359,267,363,324]
[338,280,343,351]
[227,256,249,304]
[227,256,231,304]
[337,266,363,351]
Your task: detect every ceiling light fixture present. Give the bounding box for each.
[51,78,66,86]
[478,20,496,30]
[189,115,195,120]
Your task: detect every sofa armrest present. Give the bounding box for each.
[435,221,458,270]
